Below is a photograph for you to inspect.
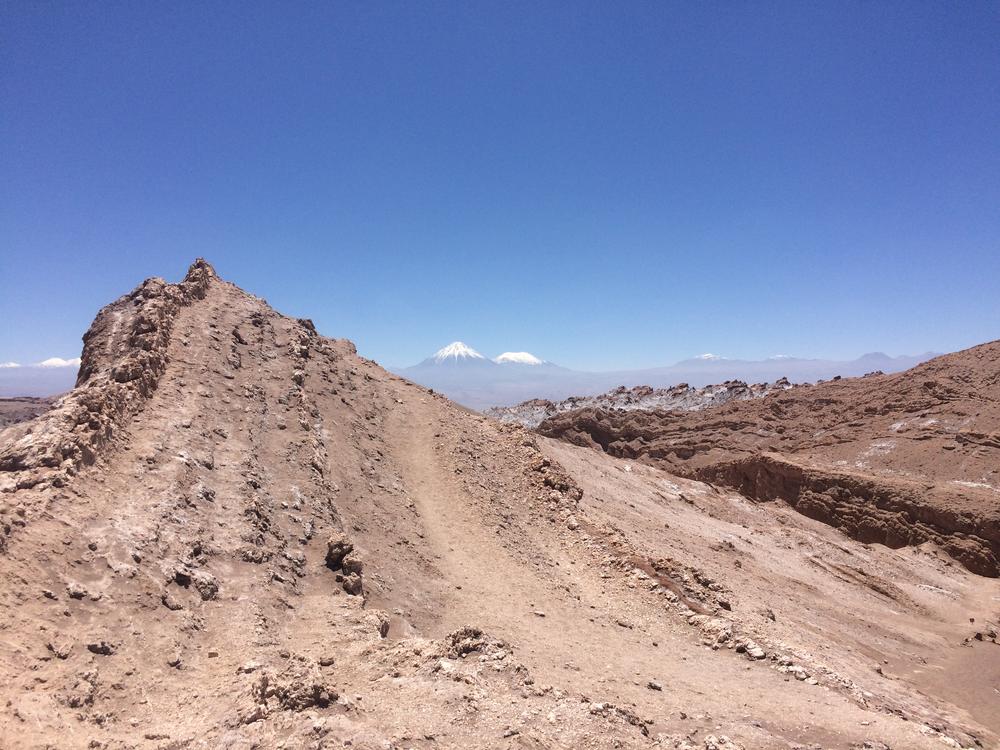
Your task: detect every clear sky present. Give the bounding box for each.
[2,2,998,371]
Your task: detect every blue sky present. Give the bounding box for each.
[2,2,998,371]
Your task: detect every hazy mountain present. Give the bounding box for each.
[494,351,546,365]
[4,338,935,410]
[397,342,573,409]
[0,362,78,397]
[396,343,937,410]
[617,351,935,390]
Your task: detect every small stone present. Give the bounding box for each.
[66,582,88,600]
[342,573,363,596]
[739,639,766,660]
[325,534,354,570]
[342,551,363,576]
[161,592,183,611]
[87,641,115,656]
[191,570,219,601]
[436,659,454,675]
[47,638,73,659]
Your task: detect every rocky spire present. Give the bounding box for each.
[183,258,217,291]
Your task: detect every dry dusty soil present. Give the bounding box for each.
[0,261,996,749]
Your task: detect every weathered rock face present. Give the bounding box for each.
[698,454,1000,577]
[0,260,650,749]
[539,341,1000,576]
[0,259,215,488]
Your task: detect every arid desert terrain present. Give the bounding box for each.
[0,261,996,749]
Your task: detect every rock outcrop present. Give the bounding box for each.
[539,341,1000,575]
[486,379,794,428]
[699,453,1000,576]
[0,259,215,490]
[0,262,994,750]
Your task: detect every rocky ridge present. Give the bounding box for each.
[538,341,1000,576]
[486,379,794,428]
[0,261,995,749]
[0,259,215,488]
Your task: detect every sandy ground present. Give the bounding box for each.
[0,261,995,749]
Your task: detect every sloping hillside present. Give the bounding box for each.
[0,262,995,749]
[539,342,1000,575]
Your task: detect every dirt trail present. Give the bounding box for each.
[395,415,529,620]
[379,385,1000,750]
[382,392,614,688]
[0,260,995,750]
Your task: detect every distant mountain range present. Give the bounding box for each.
[396,342,937,410]
[2,341,938,410]
[0,359,80,397]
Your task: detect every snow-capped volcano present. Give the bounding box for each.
[394,343,935,411]
[494,351,544,365]
[432,341,486,363]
